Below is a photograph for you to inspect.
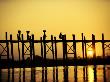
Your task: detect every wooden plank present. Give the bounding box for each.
[1,39,110,43]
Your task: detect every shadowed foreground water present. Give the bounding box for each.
[0,65,110,82]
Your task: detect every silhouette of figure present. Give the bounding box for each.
[59,32,63,39]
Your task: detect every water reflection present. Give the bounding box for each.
[0,65,110,82]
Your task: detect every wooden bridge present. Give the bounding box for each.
[0,30,110,68]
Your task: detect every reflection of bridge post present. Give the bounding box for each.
[83,66,86,82]
[94,65,97,82]
[103,65,106,82]
[42,67,44,82]
[85,66,88,81]
[12,68,14,82]
[23,68,25,82]
[83,66,90,82]
[19,68,21,82]
[53,66,58,82]
[8,68,10,82]
[74,66,77,82]
[63,66,68,82]
[31,68,36,82]
[45,67,47,82]
[53,67,55,82]
[56,66,58,82]
[42,67,47,82]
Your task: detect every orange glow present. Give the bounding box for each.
[87,48,94,58]
[88,66,94,82]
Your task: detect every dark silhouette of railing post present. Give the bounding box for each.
[51,35,54,61]
[30,37,33,66]
[65,35,67,64]
[32,34,35,66]
[43,30,46,66]
[92,34,96,59]
[73,34,76,62]
[62,34,67,65]
[22,34,24,66]
[84,36,87,59]
[82,33,84,59]
[62,35,65,65]
[6,32,9,67]
[102,33,105,59]
[10,34,14,66]
[40,37,44,65]
[54,37,57,66]
[17,30,21,64]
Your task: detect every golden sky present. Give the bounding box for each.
[0,0,110,39]
[0,0,110,59]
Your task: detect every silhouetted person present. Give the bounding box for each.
[59,32,63,39]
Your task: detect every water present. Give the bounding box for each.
[0,65,110,82]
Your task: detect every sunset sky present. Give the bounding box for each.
[0,0,110,59]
